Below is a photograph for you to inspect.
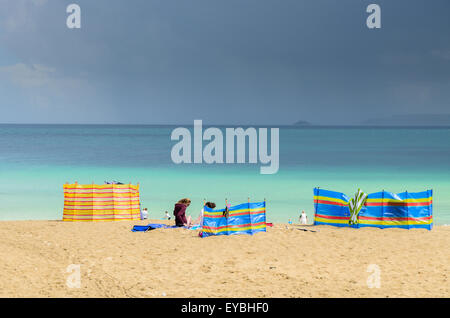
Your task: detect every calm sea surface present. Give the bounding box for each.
[0,124,449,224]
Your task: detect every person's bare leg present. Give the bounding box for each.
[185,215,192,227]
[193,214,201,225]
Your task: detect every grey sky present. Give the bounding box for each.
[0,0,449,125]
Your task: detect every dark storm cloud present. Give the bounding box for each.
[0,0,449,124]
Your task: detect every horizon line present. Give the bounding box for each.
[1,122,450,128]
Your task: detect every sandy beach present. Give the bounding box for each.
[0,220,448,298]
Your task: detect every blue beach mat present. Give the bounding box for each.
[131,223,178,232]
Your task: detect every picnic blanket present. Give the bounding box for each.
[131,224,178,232]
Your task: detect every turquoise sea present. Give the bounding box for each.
[0,124,449,224]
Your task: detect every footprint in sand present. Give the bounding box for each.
[201,265,212,273]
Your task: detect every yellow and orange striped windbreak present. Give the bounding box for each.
[63,183,140,221]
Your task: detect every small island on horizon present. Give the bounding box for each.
[292,120,312,126]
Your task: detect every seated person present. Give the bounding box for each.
[173,198,192,227]
[192,201,216,226]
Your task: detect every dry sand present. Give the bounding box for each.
[0,220,448,298]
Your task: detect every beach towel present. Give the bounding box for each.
[188,224,202,230]
[131,223,178,232]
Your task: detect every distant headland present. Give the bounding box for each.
[292,120,312,126]
[362,114,450,126]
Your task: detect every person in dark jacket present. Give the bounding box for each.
[173,198,192,227]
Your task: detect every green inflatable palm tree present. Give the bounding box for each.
[348,189,368,225]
